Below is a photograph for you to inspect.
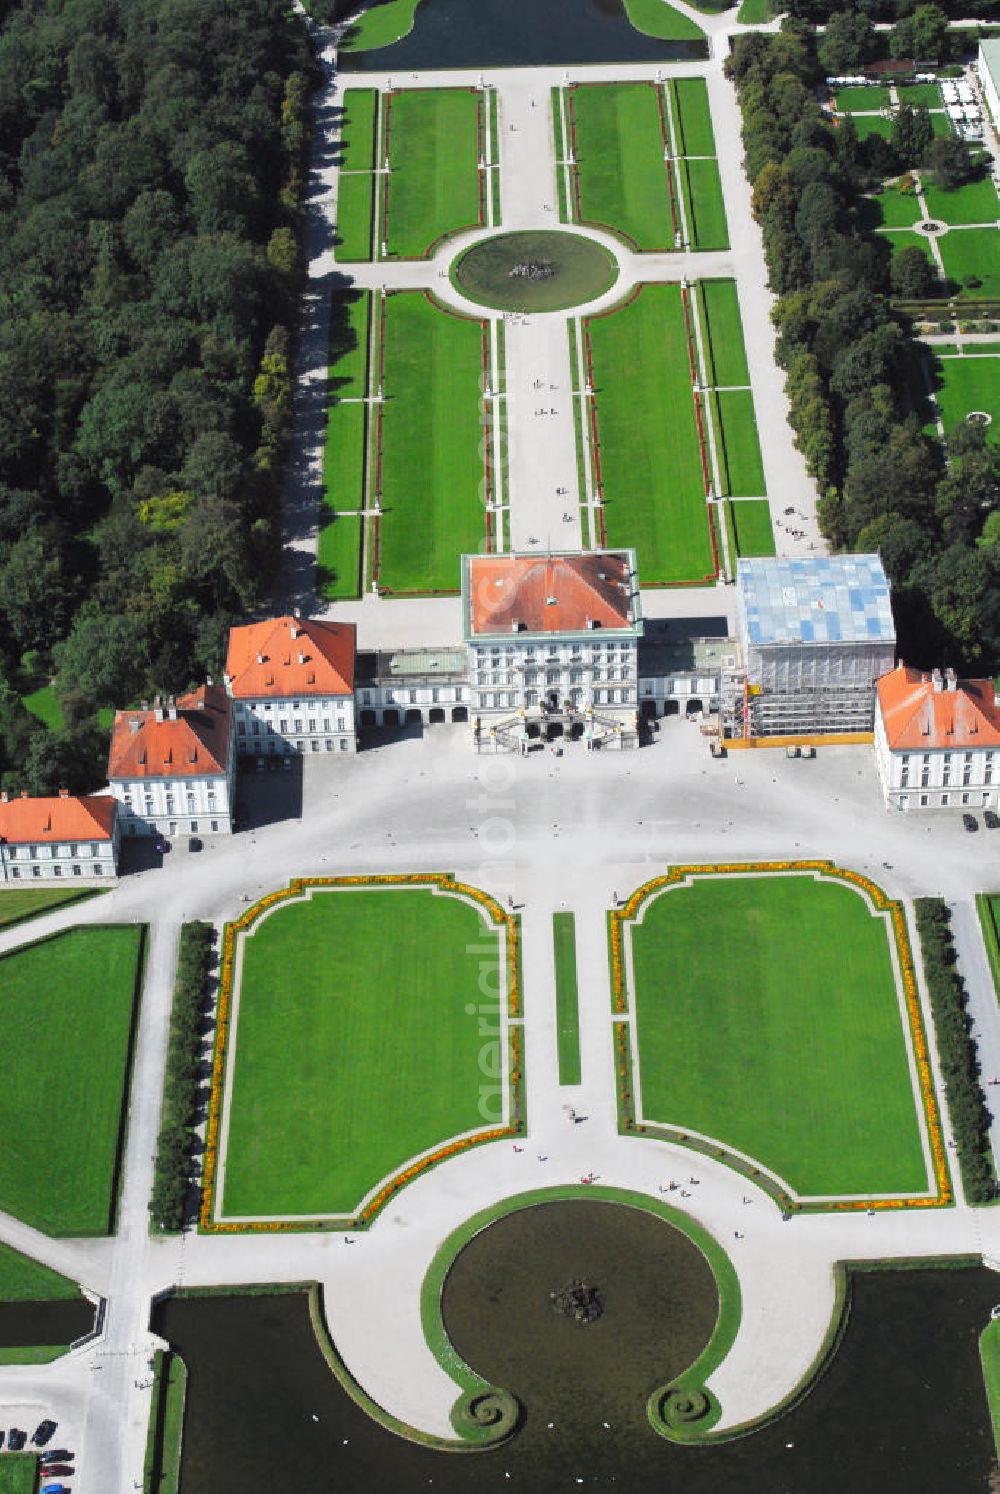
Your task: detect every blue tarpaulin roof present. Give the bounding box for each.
[737,555,895,648]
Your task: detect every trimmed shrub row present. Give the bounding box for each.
[914,898,996,1204]
[149,923,215,1232]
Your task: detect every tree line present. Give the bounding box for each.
[149,920,214,1232]
[0,0,317,793]
[728,23,999,674]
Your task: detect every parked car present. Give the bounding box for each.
[42,1485,70,1493]
[32,1420,57,1446]
[962,813,978,832]
[39,1468,72,1478]
[8,1429,26,1450]
[985,809,999,830]
[153,836,169,854]
[255,757,266,773]
[188,836,202,852]
[39,1451,72,1465]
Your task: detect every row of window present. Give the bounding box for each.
[238,698,348,713]
[476,688,636,709]
[238,718,347,736]
[477,644,634,661]
[6,863,107,878]
[5,842,102,860]
[898,750,996,788]
[898,791,992,808]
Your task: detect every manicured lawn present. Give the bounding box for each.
[898,84,942,109]
[222,887,507,1216]
[671,77,716,157]
[736,0,772,19]
[931,111,953,137]
[932,356,1000,440]
[0,1242,80,1300]
[569,83,674,250]
[0,887,104,932]
[384,88,482,258]
[939,229,1000,299]
[335,171,375,262]
[714,390,766,496]
[379,292,485,592]
[870,185,923,228]
[835,86,891,112]
[729,498,776,557]
[681,157,729,249]
[880,229,939,274]
[623,0,704,41]
[340,0,422,51]
[339,87,377,172]
[980,1318,1000,1457]
[0,1456,37,1494]
[699,279,750,386]
[553,912,581,1087]
[923,176,1000,226]
[977,893,1000,998]
[587,283,714,584]
[852,115,894,141]
[0,925,145,1235]
[628,873,930,1196]
[320,293,369,599]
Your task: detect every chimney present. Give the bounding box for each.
[1,792,8,803]
[291,620,301,640]
[944,667,957,692]
[931,668,944,694]
[298,650,305,665]
[58,788,68,799]
[167,700,177,722]
[206,675,213,687]
[129,717,141,736]
[20,791,28,798]
[154,707,164,723]
[257,652,264,665]
[510,619,521,633]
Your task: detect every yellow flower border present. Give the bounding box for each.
[610,861,951,1214]
[199,873,525,1234]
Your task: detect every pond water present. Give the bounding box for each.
[155,1202,1000,1492]
[339,0,709,72]
[0,1299,94,1349]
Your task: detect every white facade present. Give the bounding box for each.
[978,41,1000,130]
[0,833,118,881]
[232,695,357,755]
[468,633,639,718]
[874,713,998,811]
[112,768,235,837]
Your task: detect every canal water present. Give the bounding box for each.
[339,0,709,72]
[0,1298,94,1350]
[155,1202,999,1492]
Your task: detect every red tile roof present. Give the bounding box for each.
[468,553,635,636]
[108,685,232,780]
[225,616,356,698]
[0,793,117,845]
[877,665,1000,750]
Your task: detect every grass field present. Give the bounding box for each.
[553,912,582,1087]
[671,78,716,158]
[384,89,482,258]
[340,0,422,51]
[0,1457,36,1494]
[923,176,1000,227]
[835,86,891,111]
[378,292,485,592]
[569,83,674,250]
[0,887,104,932]
[699,279,750,386]
[627,873,930,1197]
[898,84,942,108]
[880,229,939,276]
[144,1348,187,1494]
[21,683,63,730]
[736,0,772,19]
[728,499,776,558]
[713,390,766,496]
[940,230,1000,299]
[977,893,1000,997]
[0,925,145,1235]
[624,0,704,40]
[222,887,508,1217]
[586,284,714,584]
[335,88,378,261]
[980,1318,1000,1457]
[680,157,729,250]
[932,356,1000,438]
[0,1243,80,1300]
[853,115,894,142]
[320,293,369,599]
[870,185,923,228]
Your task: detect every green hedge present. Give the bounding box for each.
[914,898,996,1204]
[149,923,215,1232]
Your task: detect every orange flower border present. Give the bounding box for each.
[610,861,952,1215]
[199,874,525,1234]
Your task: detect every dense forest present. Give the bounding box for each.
[778,0,998,27]
[0,0,316,792]
[728,22,999,674]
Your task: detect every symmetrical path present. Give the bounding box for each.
[3,728,1000,1484]
[278,26,819,629]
